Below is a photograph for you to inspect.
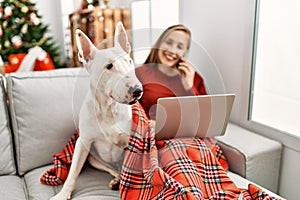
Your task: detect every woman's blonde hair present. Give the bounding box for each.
[144,24,191,65]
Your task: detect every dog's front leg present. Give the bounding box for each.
[50,137,90,200]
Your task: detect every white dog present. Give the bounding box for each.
[50,22,143,200]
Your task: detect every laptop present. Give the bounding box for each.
[154,94,235,140]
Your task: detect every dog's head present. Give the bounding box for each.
[75,22,142,105]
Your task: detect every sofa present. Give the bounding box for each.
[0,67,284,199]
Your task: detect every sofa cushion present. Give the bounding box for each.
[0,75,16,175]
[6,68,89,175]
[24,165,119,200]
[0,175,26,200]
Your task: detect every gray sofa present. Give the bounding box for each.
[0,68,284,199]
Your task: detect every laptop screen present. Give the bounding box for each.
[154,94,235,140]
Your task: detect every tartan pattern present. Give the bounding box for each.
[120,103,281,200]
[40,102,280,199]
[40,132,79,185]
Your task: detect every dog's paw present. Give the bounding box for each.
[109,177,120,190]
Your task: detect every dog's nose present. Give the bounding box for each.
[129,85,143,98]
[133,88,143,98]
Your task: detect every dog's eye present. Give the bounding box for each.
[128,59,132,64]
[106,63,113,70]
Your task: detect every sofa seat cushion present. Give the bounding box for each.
[0,175,26,199]
[0,76,16,175]
[24,164,119,200]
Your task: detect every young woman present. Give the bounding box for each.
[120,25,277,200]
[135,24,207,120]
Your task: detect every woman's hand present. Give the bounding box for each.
[177,57,195,90]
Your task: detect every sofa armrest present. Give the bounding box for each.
[216,123,282,193]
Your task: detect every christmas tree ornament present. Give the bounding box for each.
[2,21,7,28]
[15,17,20,23]
[11,35,23,48]
[30,12,40,25]
[21,24,28,34]
[33,17,40,25]
[4,6,12,19]
[21,6,29,13]
[4,40,10,48]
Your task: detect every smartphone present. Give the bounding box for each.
[176,59,182,68]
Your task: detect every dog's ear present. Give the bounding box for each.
[114,22,131,54]
[75,29,96,64]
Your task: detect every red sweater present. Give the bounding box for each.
[135,65,207,120]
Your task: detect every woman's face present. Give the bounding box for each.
[157,30,190,67]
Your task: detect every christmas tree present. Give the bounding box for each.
[0,0,60,67]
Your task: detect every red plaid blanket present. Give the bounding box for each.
[41,102,280,199]
[120,103,280,200]
[40,132,79,185]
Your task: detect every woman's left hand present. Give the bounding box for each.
[177,57,195,90]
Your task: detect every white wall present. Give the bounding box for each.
[179,0,254,120]
[34,0,66,65]
[179,0,299,199]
